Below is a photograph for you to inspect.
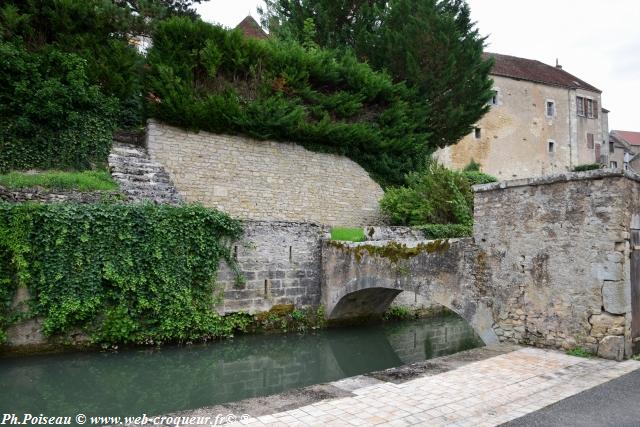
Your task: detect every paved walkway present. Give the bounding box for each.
[229,348,640,427]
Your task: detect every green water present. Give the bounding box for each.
[0,315,481,419]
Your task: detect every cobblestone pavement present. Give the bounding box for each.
[229,348,640,427]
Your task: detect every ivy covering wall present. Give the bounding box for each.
[0,202,247,345]
[145,17,431,186]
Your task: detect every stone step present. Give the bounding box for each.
[108,142,183,204]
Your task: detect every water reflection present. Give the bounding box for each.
[0,314,481,418]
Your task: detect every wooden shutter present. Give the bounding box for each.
[594,100,599,118]
[595,143,601,163]
[587,133,594,149]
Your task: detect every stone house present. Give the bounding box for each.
[610,130,640,170]
[436,53,609,179]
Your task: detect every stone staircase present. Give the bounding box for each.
[108,142,183,204]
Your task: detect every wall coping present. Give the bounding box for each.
[473,169,640,193]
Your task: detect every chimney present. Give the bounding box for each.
[555,58,562,69]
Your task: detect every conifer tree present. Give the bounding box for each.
[260,0,494,148]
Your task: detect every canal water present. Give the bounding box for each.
[0,314,482,419]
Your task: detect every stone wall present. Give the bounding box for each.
[474,169,639,359]
[216,221,328,314]
[146,120,384,226]
[0,186,120,203]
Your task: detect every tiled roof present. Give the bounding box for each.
[235,15,268,40]
[611,130,640,146]
[485,53,601,93]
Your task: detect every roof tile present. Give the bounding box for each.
[485,52,601,93]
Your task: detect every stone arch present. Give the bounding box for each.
[324,276,499,346]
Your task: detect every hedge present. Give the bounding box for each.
[0,41,118,172]
[145,17,431,186]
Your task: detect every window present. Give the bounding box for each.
[578,97,599,119]
[610,161,618,169]
[577,96,585,116]
[609,141,614,154]
[474,127,481,139]
[587,133,594,149]
[546,100,556,118]
[548,140,555,153]
[489,89,499,106]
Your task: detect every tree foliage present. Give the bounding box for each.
[145,17,431,185]
[0,40,118,172]
[260,0,494,147]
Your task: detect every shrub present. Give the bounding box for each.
[383,306,417,321]
[573,164,602,172]
[463,159,482,172]
[0,203,244,345]
[0,41,118,172]
[380,162,473,226]
[380,161,497,227]
[331,227,366,242]
[145,17,430,186]
[417,224,473,239]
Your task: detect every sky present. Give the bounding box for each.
[196,0,640,131]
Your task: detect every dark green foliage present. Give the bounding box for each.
[0,40,118,172]
[418,223,472,239]
[463,159,482,172]
[380,161,496,226]
[573,163,602,172]
[0,1,145,128]
[383,306,417,321]
[0,202,244,345]
[145,17,430,185]
[260,0,494,148]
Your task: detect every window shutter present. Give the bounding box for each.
[587,133,594,149]
[594,100,599,118]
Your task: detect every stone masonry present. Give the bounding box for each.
[321,170,640,360]
[145,120,384,226]
[474,169,640,359]
[108,142,183,204]
[216,221,329,314]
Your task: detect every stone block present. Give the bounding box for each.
[597,335,625,361]
[589,312,626,338]
[602,280,628,314]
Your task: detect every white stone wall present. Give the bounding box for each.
[146,120,384,226]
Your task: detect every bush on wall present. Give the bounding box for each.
[145,17,431,186]
[0,41,118,172]
[0,202,245,345]
[380,161,497,229]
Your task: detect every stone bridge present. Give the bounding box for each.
[322,170,640,360]
[321,239,499,345]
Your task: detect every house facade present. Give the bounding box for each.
[611,130,640,170]
[435,53,609,179]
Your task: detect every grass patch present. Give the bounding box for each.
[330,227,366,242]
[0,170,118,192]
[566,347,592,358]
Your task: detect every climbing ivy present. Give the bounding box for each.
[0,202,245,345]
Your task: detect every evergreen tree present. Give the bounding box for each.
[260,0,494,148]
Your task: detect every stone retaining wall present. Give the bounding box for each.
[0,186,120,203]
[146,120,384,226]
